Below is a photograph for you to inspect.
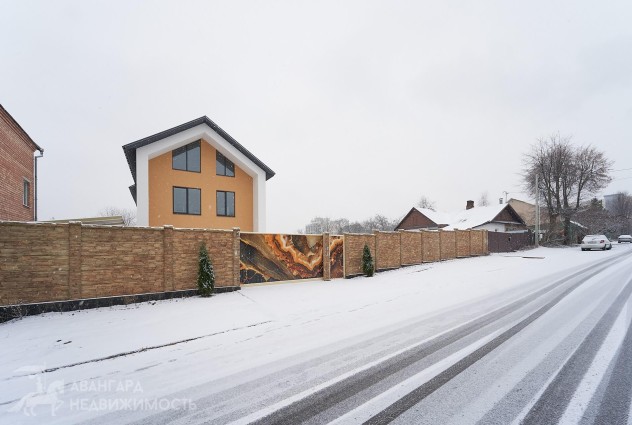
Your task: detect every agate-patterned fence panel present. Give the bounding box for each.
[240,233,324,284]
[330,236,344,279]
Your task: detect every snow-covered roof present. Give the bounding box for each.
[443,203,522,230]
[397,203,525,231]
[410,207,451,227]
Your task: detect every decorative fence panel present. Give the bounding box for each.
[240,233,324,284]
[330,236,344,279]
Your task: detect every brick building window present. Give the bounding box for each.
[173,187,201,215]
[216,151,235,177]
[23,179,30,207]
[172,141,201,172]
[216,191,235,217]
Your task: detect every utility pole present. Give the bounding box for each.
[535,174,540,248]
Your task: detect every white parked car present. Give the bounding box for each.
[581,235,612,251]
[618,235,632,243]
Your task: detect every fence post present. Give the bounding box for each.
[468,230,472,257]
[233,228,241,287]
[323,232,331,281]
[342,234,347,278]
[484,230,489,254]
[68,221,82,299]
[163,225,174,291]
[373,230,379,271]
[399,230,403,267]
[454,230,458,257]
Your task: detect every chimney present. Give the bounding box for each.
[466,200,474,210]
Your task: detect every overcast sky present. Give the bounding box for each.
[2,1,631,232]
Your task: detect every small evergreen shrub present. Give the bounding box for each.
[362,244,374,277]
[197,242,215,297]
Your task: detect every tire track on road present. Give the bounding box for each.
[520,277,632,424]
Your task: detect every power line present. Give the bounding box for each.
[612,167,632,172]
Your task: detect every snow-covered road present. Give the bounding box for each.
[2,244,632,424]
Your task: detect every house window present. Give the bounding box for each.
[172,141,201,172]
[216,151,235,177]
[23,179,30,207]
[173,187,201,215]
[216,191,235,217]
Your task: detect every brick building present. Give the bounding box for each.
[0,105,44,221]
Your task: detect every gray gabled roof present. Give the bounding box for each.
[122,116,276,184]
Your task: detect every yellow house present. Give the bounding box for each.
[123,117,275,231]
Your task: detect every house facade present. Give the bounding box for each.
[0,105,43,222]
[123,117,275,231]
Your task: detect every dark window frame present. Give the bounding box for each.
[216,190,236,217]
[172,140,201,173]
[216,151,235,177]
[23,179,30,207]
[173,186,202,215]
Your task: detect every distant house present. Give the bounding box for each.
[443,201,527,232]
[395,207,448,231]
[0,105,44,222]
[123,116,275,231]
[507,198,537,227]
[395,200,527,232]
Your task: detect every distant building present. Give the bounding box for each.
[604,194,618,212]
[0,105,44,221]
[305,223,322,234]
[39,216,126,226]
[508,198,537,227]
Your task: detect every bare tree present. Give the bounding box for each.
[303,214,398,234]
[98,206,136,227]
[523,135,612,245]
[417,196,436,211]
[478,191,490,206]
[364,214,395,231]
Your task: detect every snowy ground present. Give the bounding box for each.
[1,245,630,424]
